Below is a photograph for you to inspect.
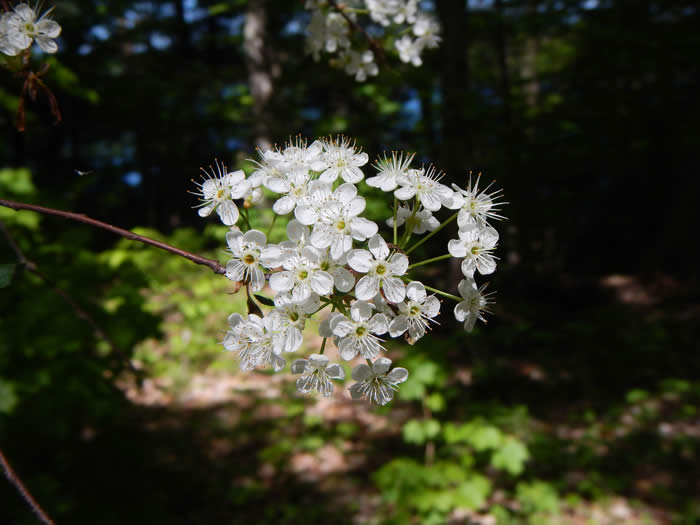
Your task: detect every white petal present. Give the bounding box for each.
[347,250,373,272]
[355,275,379,301]
[225,260,246,281]
[35,35,58,54]
[480,227,500,248]
[331,318,353,338]
[243,229,266,246]
[368,234,390,260]
[423,296,441,318]
[406,281,426,303]
[309,353,329,367]
[351,363,372,381]
[454,301,469,322]
[395,185,416,200]
[249,267,265,292]
[349,218,378,240]
[260,245,285,268]
[461,258,476,277]
[334,183,357,203]
[330,235,352,260]
[326,363,345,380]
[310,271,334,295]
[287,220,308,243]
[283,327,303,352]
[296,375,316,393]
[372,357,393,375]
[197,203,215,217]
[387,367,409,384]
[388,253,409,276]
[448,239,467,258]
[351,301,374,322]
[269,271,294,292]
[389,316,408,337]
[382,276,406,304]
[343,196,366,217]
[332,267,355,292]
[420,191,441,212]
[264,176,290,193]
[339,338,358,360]
[369,313,388,335]
[458,277,477,298]
[291,359,309,374]
[272,195,296,215]
[349,383,364,400]
[476,254,497,275]
[294,205,317,225]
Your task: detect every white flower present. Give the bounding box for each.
[299,183,378,260]
[347,234,408,303]
[349,357,408,406]
[2,3,61,55]
[388,281,440,342]
[394,165,455,212]
[318,249,355,293]
[291,354,345,397]
[269,245,334,304]
[386,205,439,234]
[273,293,320,353]
[193,160,247,225]
[413,13,441,49]
[395,35,423,67]
[319,136,369,184]
[278,219,312,256]
[341,49,379,82]
[366,151,415,192]
[454,277,492,332]
[452,175,506,229]
[225,229,284,291]
[447,223,499,277]
[265,169,313,215]
[223,313,286,371]
[330,301,388,361]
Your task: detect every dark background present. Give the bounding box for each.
[1,1,699,523]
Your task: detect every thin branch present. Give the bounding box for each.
[0,198,226,275]
[0,219,142,377]
[0,447,56,525]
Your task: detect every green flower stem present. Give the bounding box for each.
[407,253,452,270]
[265,212,278,239]
[393,197,398,245]
[405,210,459,255]
[399,200,420,248]
[240,207,252,230]
[319,337,328,355]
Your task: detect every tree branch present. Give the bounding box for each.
[0,198,226,275]
[0,447,55,525]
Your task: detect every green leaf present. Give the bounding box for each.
[469,425,503,451]
[516,481,560,514]
[254,294,275,307]
[0,380,18,414]
[0,264,15,288]
[490,437,530,475]
[454,474,492,510]
[403,419,426,445]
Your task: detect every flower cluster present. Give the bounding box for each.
[304,0,440,81]
[1,3,61,56]
[194,136,505,406]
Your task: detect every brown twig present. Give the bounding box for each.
[0,219,143,376]
[0,198,226,274]
[0,447,56,525]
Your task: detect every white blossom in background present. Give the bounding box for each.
[292,354,345,397]
[0,3,61,56]
[330,301,389,360]
[348,233,408,303]
[389,281,440,342]
[448,223,499,278]
[341,49,379,82]
[225,229,283,291]
[349,357,408,405]
[303,0,439,80]
[454,277,492,332]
